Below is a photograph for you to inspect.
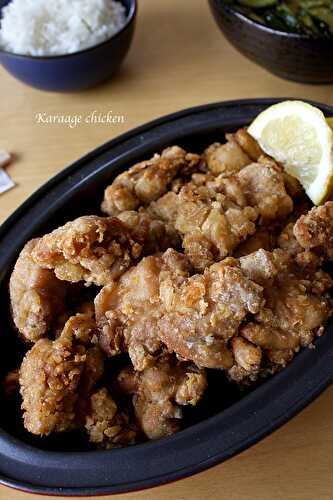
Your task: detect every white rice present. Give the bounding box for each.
[0,0,127,56]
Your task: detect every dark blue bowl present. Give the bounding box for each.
[209,0,333,84]
[0,0,136,92]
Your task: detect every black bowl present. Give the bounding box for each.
[0,0,136,92]
[208,0,333,84]
[1,98,333,496]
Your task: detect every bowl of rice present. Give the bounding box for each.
[0,0,136,91]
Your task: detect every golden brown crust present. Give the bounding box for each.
[31,216,143,286]
[158,261,264,369]
[9,239,67,343]
[101,146,201,216]
[294,202,333,259]
[228,247,333,384]
[19,313,104,436]
[95,249,191,370]
[234,128,263,162]
[85,388,138,448]
[237,158,293,225]
[203,136,251,176]
[118,355,207,440]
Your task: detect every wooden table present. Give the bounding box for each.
[1,1,333,498]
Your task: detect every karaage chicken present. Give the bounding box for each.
[118,354,207,439]
[95,249,191,370]
[101,146,201,216]
[228,246,333,383]
[9,239,67,343]
[19,313,104,435]
[6,127,333,449]
[85,387,138,448]
[31,216,144,286]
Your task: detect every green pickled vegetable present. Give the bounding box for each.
[238,0,277,8]
[226,0,333,37]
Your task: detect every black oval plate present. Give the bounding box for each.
[1,99,333,496]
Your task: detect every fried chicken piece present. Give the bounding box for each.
[277,200,313,255]
[227,337,262,383]
[9,239,67,343]
[239,248,278,285]
[245,250,332,346]
[117,209,180,253]
[150,180,258,271]
[277,222,302,257]
[95,249,191,370]
[179,183,259,271]
[31,216,143,287]
[147,191,180,225]
[19,313,104,436]
[234,227,277,257]
[118,355,207,440]
[149,159,291,270]
[202,127,265,175]
[237,158,293,224]
[158,260,264,369]
[228,248,333,384]
[294,202,333,260]
[282,173,304,199]
[203,135,251,176]
[234,128,304,200]
[101,146,201,216]
[234,128,263,161]
[85,388,138,449]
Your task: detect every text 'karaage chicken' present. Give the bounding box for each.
[5,126,333,450]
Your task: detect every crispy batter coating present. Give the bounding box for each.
[203,135,251,176]
[149,179,258,271]
[117,209,180,254]
[277,201,314,257]
[229,337,262,379]
[19,313,104,435]
[294,202,333,259]
[31,216,143,286]
[177,182,258,271]
[9,239,67,343]
[101,146,200,216]
[234,227,277,257]
[118,355,207,440]
[95,249,191,370]
[158,260,264,369]
[234,128,263,161]
[237,158,293,224]
[148,158,292,270]
[228,248,333,383]
[85,388,138,449]
[277,222,303,257]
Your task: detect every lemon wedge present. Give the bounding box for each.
[327,117,333,130]
[248,100,333,205]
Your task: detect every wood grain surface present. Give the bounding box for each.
[1,0,333,499]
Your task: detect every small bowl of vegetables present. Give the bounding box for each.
[208,0,333,83]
